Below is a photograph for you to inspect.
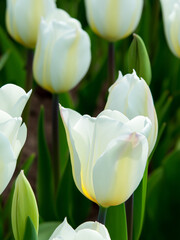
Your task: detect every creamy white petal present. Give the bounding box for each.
[13,123,27,159]
[85,0,143,41]
[105,70,158,154]
[6,0,56,48]
[93,132,148,207]
[125,116,153,154]
[49,218,76,240]
[0,84,32,117]
[0,132,16,194]
[75,229,105,240]
[76,221,111,240]
[160,0,180,57]
[60,106,83,194]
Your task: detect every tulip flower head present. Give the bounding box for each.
[60,106,151,207]
[33,9,91,93]
[6,0,56,48]
[160,0,180,57]
[84,0,144,41]
[0,84,31,194]
[0,111,27,194]
[49,218,111,240]
[105,70,158,155]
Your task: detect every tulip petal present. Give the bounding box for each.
[60,106,83,193]
[0,132,16,194]
[0,84,32,117]
[75,229,105,240]
[125,116,153,153]
[13,123,27,159]
[105,70,158,154]
[49,218,76,240]
[76,221,111,240]
[93,132,148,207]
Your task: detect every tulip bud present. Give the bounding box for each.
[105,70,158,155]
[60,106,150,207]
[6,0,56,48]
[127,34,152,85]
[49,218,111,240]
[11,171,39,240]
[160,0,180,57]
[33,9,91,93]
[84,0,144,41]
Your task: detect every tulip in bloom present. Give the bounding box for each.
[105,70,158,155]
[6,0,56,48]
[160,0,180,57]
[84,0,144,41]
[0,84,32,117]
[49,218,111,240]
[0,110,27,194]
[60,106,151,207]
[33,9,91,93]
[12,171,39,240]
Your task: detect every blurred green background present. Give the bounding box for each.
[0,0,180,239]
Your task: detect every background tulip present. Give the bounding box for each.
[33,9,91,93]
[0,110,27,194]
[49,218,111,240]
[60,106,150,207]
[105,70,158,155]
[160,0,180,58]
[6,0,56,48]
[84,0,144,41]
[0,84,32,117]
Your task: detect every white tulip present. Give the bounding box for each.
[84,0,143,41]
[33,9,91,93]
[60,106,151,207]
[0,84,32,117]
[49,218,111,240]
[160,0,180,57]
[6,0,56,48]
[105,70,158,155]
[0,110,27,194]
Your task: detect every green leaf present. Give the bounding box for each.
[37,107,55,220]
[59,92,74,177]
[38,222,60,240]
[133,165,148,240]
[0,51,10,71]
[56,159,73,222]
[23,217,38,240]
[106,204,128,240]
[0,26,25,87]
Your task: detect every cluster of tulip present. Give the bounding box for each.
[1,0,180,239]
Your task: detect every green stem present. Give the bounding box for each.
[126,194,134,240]
[52,93,60,191]
[108,42,115,85]
[97,206,108,225]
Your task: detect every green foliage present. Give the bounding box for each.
[38,222,60,240]
[106,204,128,240]
[37,107,56,220]
[133,166,148,240]
[23,217,38,240]
[141,150,180,239]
